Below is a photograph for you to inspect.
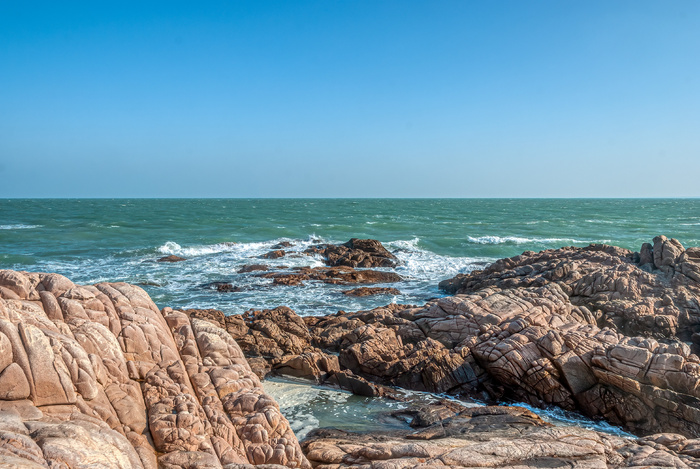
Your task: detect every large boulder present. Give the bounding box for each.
[0,270,310,469]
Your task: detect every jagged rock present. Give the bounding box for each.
[0,270,310,469]
[439,237,700,341]
[260,266,401,287]
[306,238,398,268]
[237,265,269,274]
[342,287,401,297]
[261,250,285,260]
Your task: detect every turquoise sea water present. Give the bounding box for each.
[1,198,698,316]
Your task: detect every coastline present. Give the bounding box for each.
[1,235,700,467]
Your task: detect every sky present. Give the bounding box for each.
[1,1,698,198]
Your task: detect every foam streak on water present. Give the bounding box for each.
[2,198,699,316]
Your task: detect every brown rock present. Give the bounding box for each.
[158,255,187,263]
[307,238,398,268]
[342,287,401,297]
[261,250,285,259]
[261,266,401,287]
[236,264,269,273]
[0,270,310,469]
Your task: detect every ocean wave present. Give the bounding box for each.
[466,236,610,245]
[157,241,240,257]
[0,224,43,230]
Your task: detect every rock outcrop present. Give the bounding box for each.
[306,238,398,268]
[0,270,309,469]
[222,237,700,439]
[342,287,401,297]
[258,266,401,287]
[439,236,700,342]
[303,406,700,469]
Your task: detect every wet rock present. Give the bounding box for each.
[261,250,285,260]
[342,287,401,297]
[201,282,243,293]
[260,266,402,287]
[272,241,293,249]
[158,255,187,263]
[237,264,269,273]
[306,238,398,268]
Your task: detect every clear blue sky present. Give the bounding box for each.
[1,1,698,197]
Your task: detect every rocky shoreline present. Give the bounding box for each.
[1,235,700,467]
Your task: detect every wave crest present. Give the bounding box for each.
[467,236,610,245]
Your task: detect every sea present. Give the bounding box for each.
[1,198,698,317]
[3,197,696,438]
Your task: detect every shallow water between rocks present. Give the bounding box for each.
[262,377,635,441]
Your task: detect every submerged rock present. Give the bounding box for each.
[157,255,186,262]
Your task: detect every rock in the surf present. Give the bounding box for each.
[342,286,401,296]
[259,265,402,287]
[306,238,398,268]
[157,255,186,262]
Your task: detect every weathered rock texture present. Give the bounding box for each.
[223,238,700,439]
[440,236,700,342]
[258,266,401,287]
[342,287,401,297]
[0,270,309,469]
[306,238,398,268]
[303,406,700,469]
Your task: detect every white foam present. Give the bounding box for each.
[157,241,241,257]
[387,238,493,285]
[0,224,42,230]
[511,402,633,438]
[466,236,611,245]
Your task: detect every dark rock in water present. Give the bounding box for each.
[261,249,286,259]
[306,238,398,268]
[260,266,402,287]
[237,264,270,273]
[0,269,310,468]
[201,281,243,293]
[272,241,294,249]
[342,287,401,297]
[157,255,186,262]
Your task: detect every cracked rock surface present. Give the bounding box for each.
[0,270,309,469]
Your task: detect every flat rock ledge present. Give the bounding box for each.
[303,406,700,469]
[0,269,309,469]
